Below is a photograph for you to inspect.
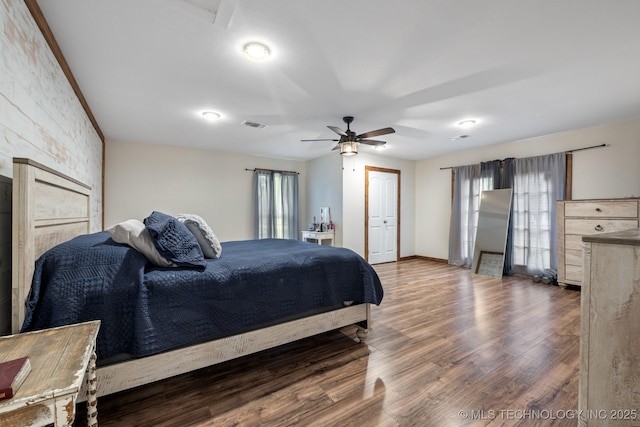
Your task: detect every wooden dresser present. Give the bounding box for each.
[557,198,640,287]
[580,228,640,426]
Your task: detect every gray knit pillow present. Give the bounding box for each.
[177,213,222,259]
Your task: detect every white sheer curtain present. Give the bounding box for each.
[510,153,565,275]
[254,170,299,239]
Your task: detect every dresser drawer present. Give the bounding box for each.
[558,198,640,287]
[565,264,583,282]
[564,200,638,218]
[564,219,638,235]
[564,234,583,251]
[565,249,582,266]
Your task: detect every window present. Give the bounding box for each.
[449,153,566,276]
[254,170,299,239]
[510,154,565,275]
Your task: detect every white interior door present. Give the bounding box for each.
[368,170,398,264]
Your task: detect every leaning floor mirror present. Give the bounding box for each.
[471,188,513,278]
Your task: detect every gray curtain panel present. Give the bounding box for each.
[448,163,482,267]
[480,159,501,189]
[500,158,516,275]
[254,170,299,240]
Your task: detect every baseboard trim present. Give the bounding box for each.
[400,255,448,264]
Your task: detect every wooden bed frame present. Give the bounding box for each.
[11,157,370,398]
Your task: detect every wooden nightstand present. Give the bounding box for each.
[0,320,100,427]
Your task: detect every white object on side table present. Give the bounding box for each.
[301,230,335,246]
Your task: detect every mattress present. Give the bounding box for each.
[22,233,383,363]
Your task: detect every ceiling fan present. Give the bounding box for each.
[301,116,395,156]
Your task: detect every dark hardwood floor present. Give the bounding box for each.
[74,259,581,426]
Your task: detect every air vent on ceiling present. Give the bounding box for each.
[241,120,268,129]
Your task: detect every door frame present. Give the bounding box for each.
[364,166,401,263]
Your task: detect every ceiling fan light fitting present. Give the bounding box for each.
[302,116,393,156]
[340,142,358,156]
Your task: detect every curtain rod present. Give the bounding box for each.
[244,168,300,175]
[439,143,607,170]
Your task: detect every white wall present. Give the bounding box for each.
[0,1,103,335]
[105,139,307,242]
[107,142,418,257]
[415,117,640,260]
[306,153,343,245]
[342,153,416,258]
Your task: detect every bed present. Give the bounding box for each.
[11,157,383,398]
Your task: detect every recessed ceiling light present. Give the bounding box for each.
[458,120,477,129]
[202,111,221,121]
[244,42,270,61]
[374,145,387,151]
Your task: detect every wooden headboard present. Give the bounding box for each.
[12,158,91,333]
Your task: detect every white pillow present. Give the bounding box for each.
[107,219,175,267]
[177,214,222,259]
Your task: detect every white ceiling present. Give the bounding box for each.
[36,0,640,161]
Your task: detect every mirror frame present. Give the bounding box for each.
[471,188,513,278]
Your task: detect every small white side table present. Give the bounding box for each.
[301,230,335,246]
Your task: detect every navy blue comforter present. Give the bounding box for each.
[22,232,383,362]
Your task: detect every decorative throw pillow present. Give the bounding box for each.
[106,219,175,267]
[143,211,207,269]
[177,213,222,259]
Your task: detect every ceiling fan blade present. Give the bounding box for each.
[357,127,395,139]
[328,126,347,136]
[359,140,387,147]
[331,144,341,151]
[301,138,340,142]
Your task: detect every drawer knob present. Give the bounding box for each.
[595,208,602,212]
[595,224,604,231]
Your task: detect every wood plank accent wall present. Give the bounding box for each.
[1,2,103,210]
[22,0,104,143]
[1,1,104,335]
[23,0,105,227]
